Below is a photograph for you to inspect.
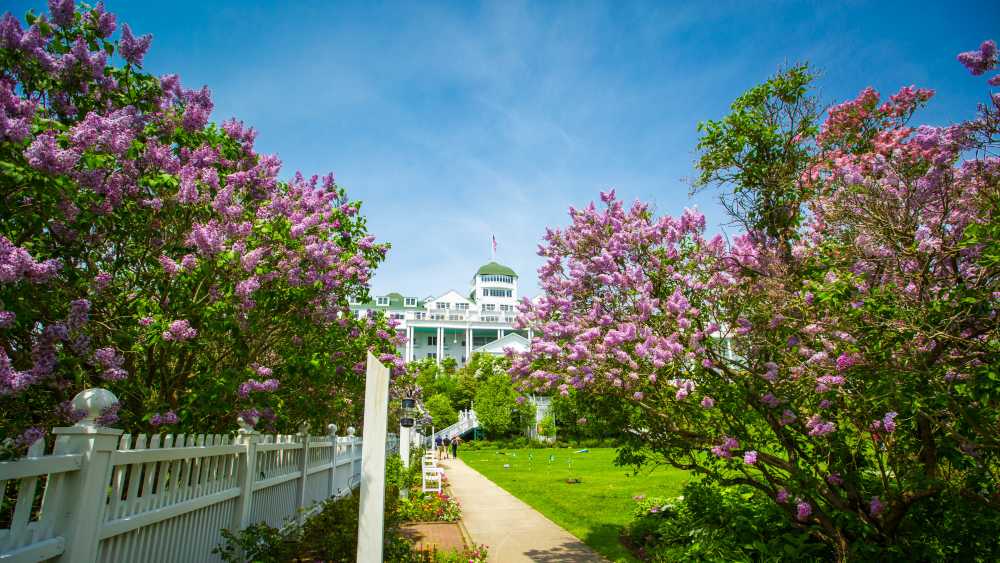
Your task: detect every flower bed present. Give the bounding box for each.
[399,491,463,523]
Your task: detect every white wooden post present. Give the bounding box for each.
[52,389,124,563]
[356,352,391,563]
[400,423,410,468]
[327,423,338,498]
[230,415,260,532]
[296,422,310,522]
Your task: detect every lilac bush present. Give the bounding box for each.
[0,2,405,442]
[511,42,1000,557]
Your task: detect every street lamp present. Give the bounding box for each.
[400,397,415,428]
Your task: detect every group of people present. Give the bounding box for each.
[434,434,462,459]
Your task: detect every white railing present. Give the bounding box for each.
[430,409,479,445]
[408,310,517,324]
[0,389,390,563]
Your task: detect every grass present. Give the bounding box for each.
[461,447,690,562]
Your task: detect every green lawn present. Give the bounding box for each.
[461,447,690,562]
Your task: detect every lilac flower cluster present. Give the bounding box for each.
[93,347,127,381]
[162,319,197,342]
[0,235,60,283]
[711,436,739,459]
[118,23,152,66]
[237,378,279,398]
[150,411,179,427]
[957,40,999,84]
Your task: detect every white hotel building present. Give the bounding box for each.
[350,262,531,366]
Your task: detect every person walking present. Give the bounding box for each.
[443,436,452,459]
[451,435,462,459]
[434,435,443,460]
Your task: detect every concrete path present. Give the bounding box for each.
[442,458,607,562]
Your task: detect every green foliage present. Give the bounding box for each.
[537,414,556,437]
[695,64,818,243]
[473,372,518,436]
[425,393,458,428]
[214,492,416,563]
[623,480,831,562]
[451,371,479,412]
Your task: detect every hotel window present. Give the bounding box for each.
[480,275,513,284]
[455,303,469,310]
[414,312,426,320]
[482,288,512,297]
[499,304,513,312]
[449,314,462,321]
[427,335,438,346]
[435,302,450,310]
[430,313,445,320]
[390,313,404,320]
[404,297,417,307]
[426,352,437,359]
[376,296,390,306]
[483,315,499,322]
[482,304,496,311]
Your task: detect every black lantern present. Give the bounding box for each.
[400,417,415,428]
[401,398,416,410]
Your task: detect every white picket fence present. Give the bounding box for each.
[0,388,399,563]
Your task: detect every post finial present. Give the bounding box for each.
[346,426,356,437]
[71,388,119,428]
[327,423,338,436]
[237,413,258,433]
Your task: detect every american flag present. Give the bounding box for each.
[492,234,497,254]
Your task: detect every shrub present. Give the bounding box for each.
[623,480,832,562]
[215,491,417,563]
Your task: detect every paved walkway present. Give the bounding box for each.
[441,458,607,562]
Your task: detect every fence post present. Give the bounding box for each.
[347,426,357,483]
[296,422,310,523]
[230,415,260,533]
[51,388,124,563]
[326,424,339,499]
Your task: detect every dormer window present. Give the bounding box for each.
[435,302,450,310]
[376,297,389,306]
[404,297,417,307]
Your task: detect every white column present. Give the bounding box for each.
[436,326,443,364]
[497,329,502,341]
[406,326,414,362]
[466,328,472,362]
[528,328,533,342]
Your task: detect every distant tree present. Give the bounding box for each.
[694,64,819,253]
[424,393,457,428]
[452,371,479,412]
[474,373,519,437]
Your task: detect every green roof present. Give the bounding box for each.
[475,261,517,278]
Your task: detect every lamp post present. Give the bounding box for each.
[400,397,415,469]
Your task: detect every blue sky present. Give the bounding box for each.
[11,1,999,297]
